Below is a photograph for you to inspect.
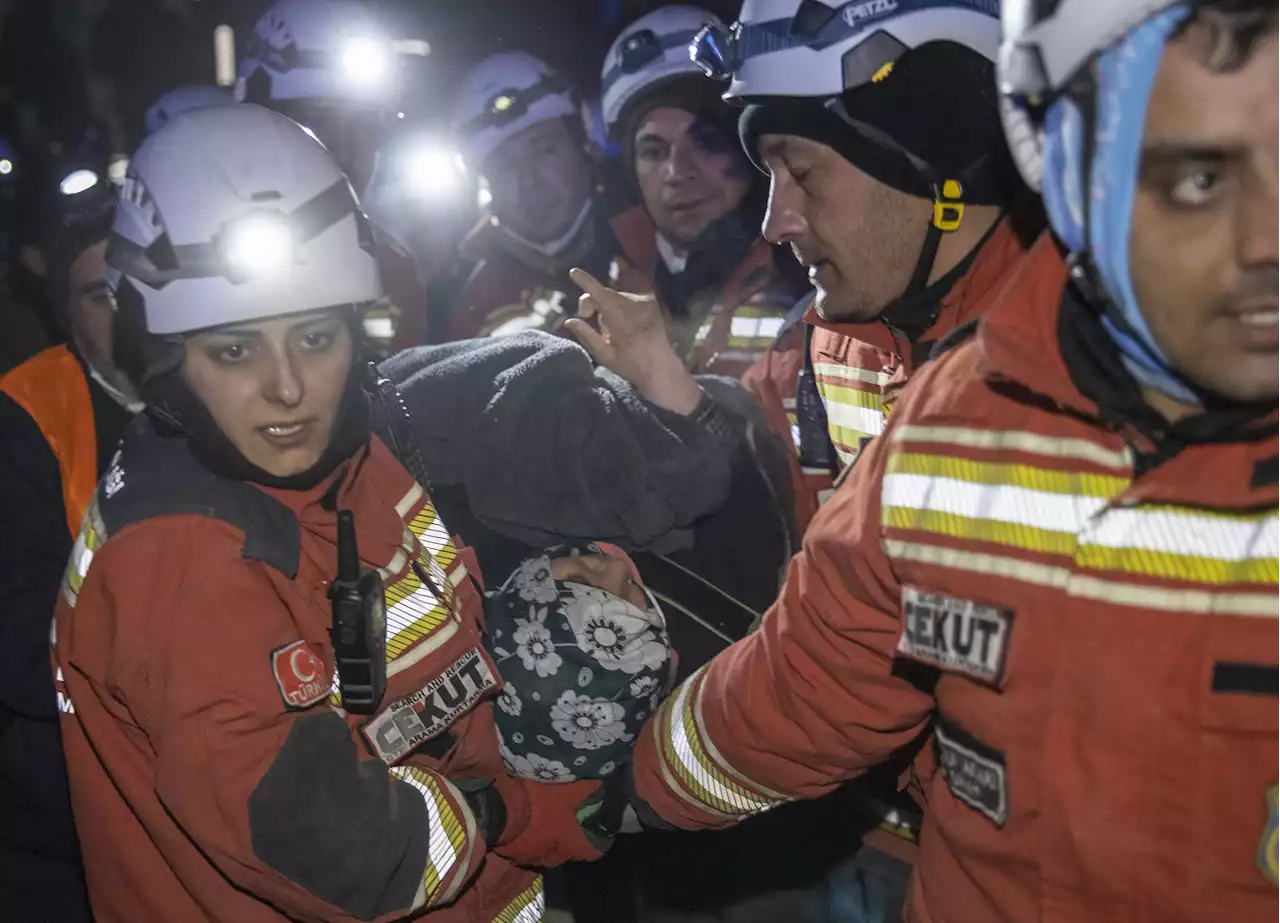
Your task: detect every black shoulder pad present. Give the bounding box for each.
[1253,456,1279,490]
[97,415,301,578]
[928,318,981,363]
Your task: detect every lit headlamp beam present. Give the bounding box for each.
[223,213,295,276]
[60,169,101,196]
[404,143,466,199]
[341,37,390,84]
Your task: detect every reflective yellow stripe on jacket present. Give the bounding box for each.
[647,665,789,822]
[391,767,475,908]
[881,425,1279,615]
[814,362,888,467]
[492,878,545,923]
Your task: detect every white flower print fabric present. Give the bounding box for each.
[496,683,522,717]
[511,607,562,677]
[549,691,631,751]
[499,739,573,783]
[484,547,675,780]
[562,585,669,675]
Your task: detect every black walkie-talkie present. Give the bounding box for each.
[329,511,387,715]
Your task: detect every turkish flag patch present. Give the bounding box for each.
[270,640,330,711]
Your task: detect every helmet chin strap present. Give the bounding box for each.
[904,178,965,296]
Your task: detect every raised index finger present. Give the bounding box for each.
[569,267,608,301]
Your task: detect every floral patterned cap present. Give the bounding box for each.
[483,547,675,782]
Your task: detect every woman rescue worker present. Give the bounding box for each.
[52,103,623,923]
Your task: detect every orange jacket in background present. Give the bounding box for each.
[55,429,563,923]
[1,344,97,535]
[632,235,1279,923]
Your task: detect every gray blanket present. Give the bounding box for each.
[381,332,778,555]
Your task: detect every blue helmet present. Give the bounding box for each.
[999,0,1200,402]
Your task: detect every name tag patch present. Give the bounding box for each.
[362,648,499,764]
[935,718,1008,827]
[898,586,1013,686]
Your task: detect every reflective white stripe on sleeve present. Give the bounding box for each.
[889,425,1133,470]
[666,676,776,815]
[883,473,1108,535]
[390,767,465,902]
[1084,507,1278,561]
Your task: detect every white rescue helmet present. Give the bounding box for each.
[451,52,582,169]
[144,85,234,136]
[108,104,382,336]
[997,0,1180,192]
[690,0,1000,102]
[236,0,397,108]
[601,6,723,138]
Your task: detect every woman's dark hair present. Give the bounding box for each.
[110,274,180,394]
[48,207,115,337]
[1177,0,1277,71]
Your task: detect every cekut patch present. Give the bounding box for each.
[935,716,1008,827]
[1260,784,1278,884]
[362,648,499,764]
[271,640,329,711]
[898,586,1013,686]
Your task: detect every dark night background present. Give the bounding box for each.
[0,0,743,158]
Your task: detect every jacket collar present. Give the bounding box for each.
[972,233,1090,414]
[975,235,1278,487]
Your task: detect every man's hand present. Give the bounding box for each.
[486,776,611,868]
[550,554,648,611]
[565,268,702,416]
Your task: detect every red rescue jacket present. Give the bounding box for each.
[633,235,1279,923]
[54,425,567,923]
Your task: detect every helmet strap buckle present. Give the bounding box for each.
[932,178,964,232]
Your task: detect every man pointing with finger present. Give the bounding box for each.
[621,3,1279,922]
[713,0,1044,537]
[566,267,704,417]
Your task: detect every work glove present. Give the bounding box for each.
[466,774,612,869]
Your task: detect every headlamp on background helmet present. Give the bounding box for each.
[404,141,466,199]
[0,158,13,176]
[601,21,714,98]
[619,29,667,74]
[340,36,390,86]
[218,211,295,279]
[60,169,101,197]
[462,74,568,136]
[689,22,740,79]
